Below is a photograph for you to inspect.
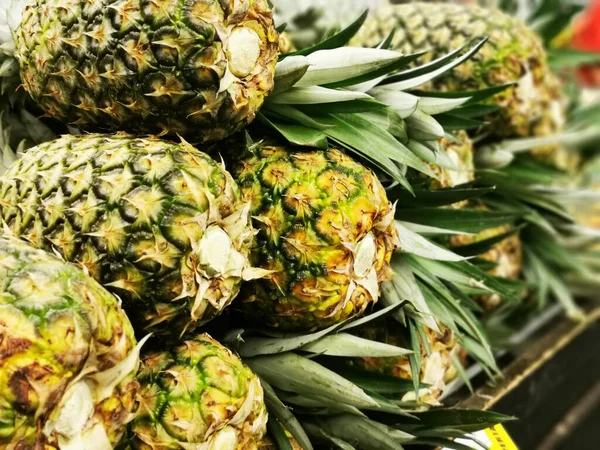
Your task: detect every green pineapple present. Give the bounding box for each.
[0,134,264,336]
[352,2,567,148]
[129,333,267,449]
[354,320,465,404]
[231,141,399,331]
[12,0,279,142]
[0,236,141,449]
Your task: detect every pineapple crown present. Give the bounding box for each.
[259,12,503,193]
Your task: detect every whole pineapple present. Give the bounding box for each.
[129,333,267,449]
[231,141,399,331]
[354,320,465,404]
[0,134,262,336]
[12,0,279,142]
[352,2,567,146]
[0,236,141,449]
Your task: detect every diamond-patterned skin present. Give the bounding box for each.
[0,134,257,336]
[231,143,399,331]
[354,320,464,404]
[352,2,567,143]
[14,0,279,142]
[130,333,267,449]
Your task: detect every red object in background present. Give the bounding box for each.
[572,0,600,87]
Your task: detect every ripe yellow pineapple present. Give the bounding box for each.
[12,0,279,142]
[0,236,141,449]
[231,141,399,331]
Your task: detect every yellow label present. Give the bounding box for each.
[483,424,518,450]
[442,424,518,450]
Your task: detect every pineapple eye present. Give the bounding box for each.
[182,0,221,38]
[283,182,321,219]
[260,161,295,193]
[183,45,223,88]
[120,31,155,72]
[315,208,346,245]
[151,28,182,66]
[141,0,179,26]
[316,170,360,205]
[161,399,207,441]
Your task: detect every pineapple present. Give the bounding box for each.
[0,134,263,336]
[354,320,465,404]
[352,2,567,147]
[425,131,475,191]
[0,0,24,103]
[231,141,399,331]
[0,236,141,449]
[0,0,57,153]
[272,0,383,49]
[573,155,600,230]
[129,333,267,450]
[12,0,279,142]
[451,218,523,310]
[259,426,302,450]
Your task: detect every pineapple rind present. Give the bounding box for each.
[130,333,267,450]
[259,426,302,450]
[0,134,256,336]
[14,0,279,143]
[450,216,524,310]
[232,142,399,331]
[427,131,475,191]
[355,321,464,405]
[352,2,566,144]
[0,236,138,449]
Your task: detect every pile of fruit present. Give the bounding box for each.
[0,1,598,449]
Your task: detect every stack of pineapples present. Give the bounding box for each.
[0,1,598,449]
